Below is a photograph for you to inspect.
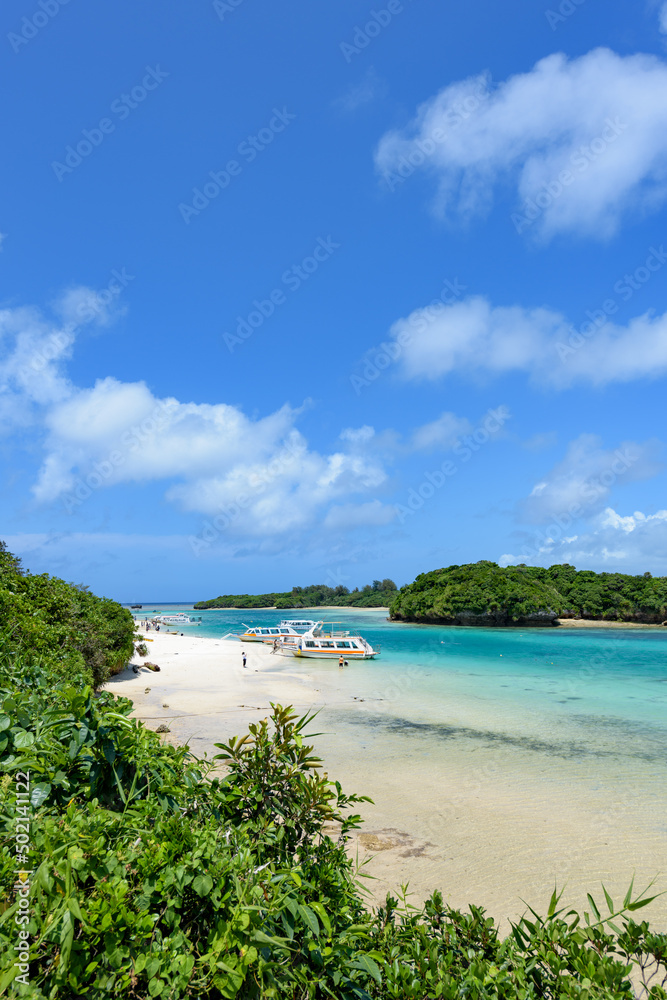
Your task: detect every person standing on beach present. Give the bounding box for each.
[339,655,344,669]
[242,651,247,668]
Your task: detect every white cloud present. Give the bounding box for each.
[499,507,667,574]
[390,294,667,388]
[340,425,375,444]
[375,48,667,240]
[1,296,389,538]
[411,411,472,451]
[520,434,661,524]
[660,2,667,33]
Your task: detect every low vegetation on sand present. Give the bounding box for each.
[1,543,666,997]
[390,561,667,626]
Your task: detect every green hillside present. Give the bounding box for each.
[389,561,667,626]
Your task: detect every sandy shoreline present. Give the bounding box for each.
[556,618,666,628]
[107,630,667,931]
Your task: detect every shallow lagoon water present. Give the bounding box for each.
[137,605,667,924]
[144,605,667,767]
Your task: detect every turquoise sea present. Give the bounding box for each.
[136,604,667,775]
[132,604,667,923]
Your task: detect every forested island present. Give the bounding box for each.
[195,563,667,626]
[389,561,667,626]
[194,579,398,610]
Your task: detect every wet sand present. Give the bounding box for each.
[107,631,667,932]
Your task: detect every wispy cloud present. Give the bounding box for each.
[519,434,662,524]
[333,67,388,113]
[389,294,667,388]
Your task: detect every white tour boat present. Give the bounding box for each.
[279,618,318,630]
[230,623,306,644]
[154,613,195,625]
[274,622,380,659]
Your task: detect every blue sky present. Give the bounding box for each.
[2,0,667,600]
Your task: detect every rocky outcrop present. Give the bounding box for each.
[391,609,558,627]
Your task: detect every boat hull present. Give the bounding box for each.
[276,648,377,659]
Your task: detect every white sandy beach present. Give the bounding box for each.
[107,631,667,931]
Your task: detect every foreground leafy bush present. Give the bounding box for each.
[0,540,134,688]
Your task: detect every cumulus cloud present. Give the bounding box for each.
[1,295,389,538]
[520,434,662,524]
[499,507,667,574]
[375,48,667,240]
[389,293,667,388]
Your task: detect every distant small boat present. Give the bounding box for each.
[131,604,142,609]
[155,613,193,625]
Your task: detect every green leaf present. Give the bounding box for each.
[586,894,601,922]
[310,901,332,938]
[148,977,165,996]
[627,895,659,911]
[547,887,559,918]
[349,954,382,984]
[30,782,52,808]
[59,910,74,971]
[13,729,35,748]
[623,878,635,908]
[602,886,614,914]
[0,714,10,732]
[67,896,84,922]
[0,964,19,993]
[192,874,213,897]
[298,904,319,935]
[251,929,290,948]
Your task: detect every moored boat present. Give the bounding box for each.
[231,623,307,643]
[154,613,199,625]
[274,622,380,659]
